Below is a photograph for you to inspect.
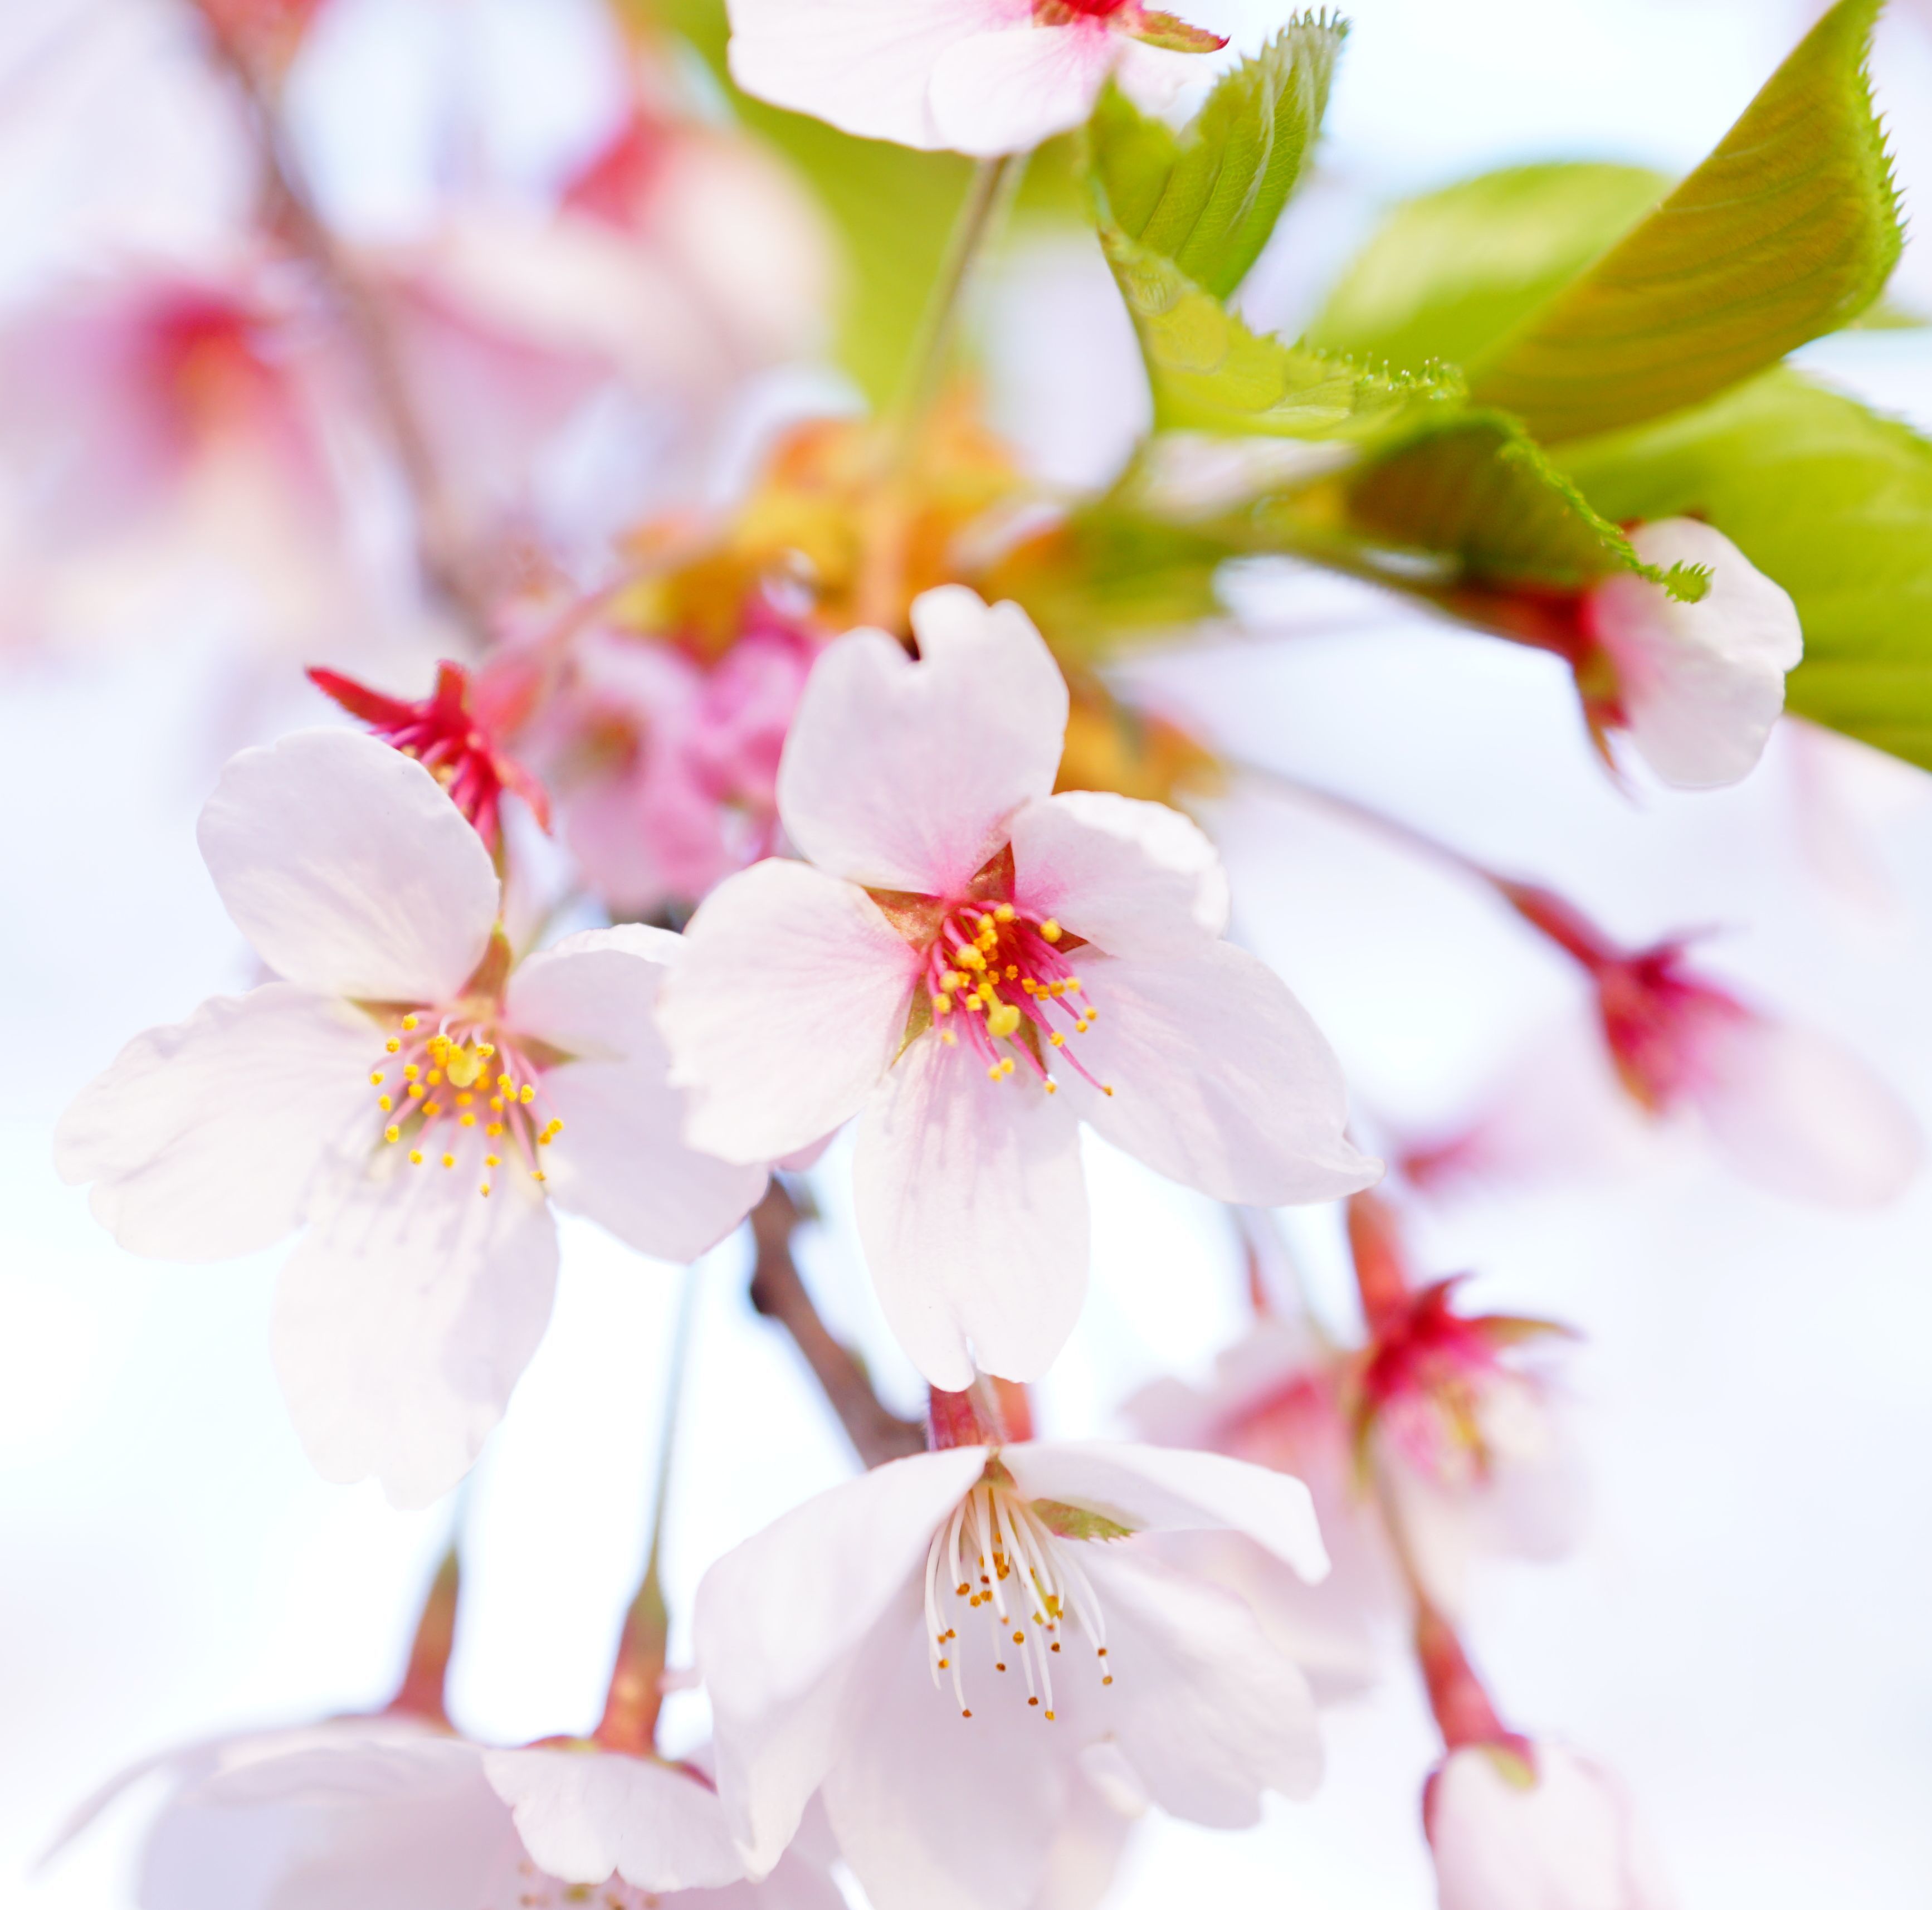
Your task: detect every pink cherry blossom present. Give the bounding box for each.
[55,727,767,1505]
[692,1439,1330,1910]
[1426,1741,1680,1910]
[725,0,1227,159]
[658,586,1378,1390]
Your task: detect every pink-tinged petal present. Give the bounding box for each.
[1684,1010,1921,1208]
[1085,1550,1323,1821]
[853,1034,1087,1391]
[1058,943,1380,1204]
[1109,35,1206,112]
[694,1448,988,1874]
[661,859,921,1164]
[508,928,768,1260]
[1002,1441,1329,1581]
[482,1747,742,1891]
[1008,790,1228,957]
[54,983,378,1261]
[272,1169,558,1507]
[1590,519,1802,790]
[1033,1759,1141,1910]
[1428,1743,1679,1910]
[726,0,1027,152]
[777,588,1069,895]
[929,23,1121,157]
[818,1609,1075,1910]
[198,728,500,1002]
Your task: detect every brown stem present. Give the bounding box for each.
[196,10,494,646]
[386,1541,461,1724]
[747,1183,924,1469]
[1345,1190,1414,1341]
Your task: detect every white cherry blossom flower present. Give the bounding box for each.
[725,0,1226,159]
[658,586,1378,1390]
[692,1438,1331,1910]
[1426,1741,1680,1910]
[55,728,766,1505]
[1582,518,1802,790]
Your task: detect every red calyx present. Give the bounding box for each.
[309,660,550,851]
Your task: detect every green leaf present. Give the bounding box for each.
[1468,0,1901,441]
[1560,368,1932,767]
[1091,14,1346,299]
[1306,162,1668,375]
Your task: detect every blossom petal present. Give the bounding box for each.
[928,23,1120,157]
[1057,943,1380,1203]
[694,1447,989,1874]
[853,1032,1087,1391]
[198,728,501,1002]
[1001,1441,1330,1581]
[1086,1550,1324,1823]
[1591,519,1802,791]
[508,927,768,1260]
[726,0,1022,152]
[272,1168,558,1507]
[1008,790,1229,957]
[1686,1010,1921,1207]
[776,588,1069,895]
[661,859,920,1164]
[54,983,378,1261]
[482,1747,743,1891]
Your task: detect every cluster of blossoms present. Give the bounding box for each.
[22,0,1928,1907]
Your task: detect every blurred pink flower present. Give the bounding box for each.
[725,0,1226,158]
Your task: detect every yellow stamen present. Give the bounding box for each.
[994,903,1016,922]
[401,1014,419,1032]
[384,1039,401,1055]
[441,1154,455,1170]
[378,1094,393,1112]
[408,1083,426,1101]
[404,1065,420,1081]
[384,1124,401,1143]
[1040,919,1061,942]
[408,1149,423,1165]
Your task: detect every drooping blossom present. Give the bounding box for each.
[1480,519,1802,789]
[55,728,767,1504]
[658,585,1378,1390]
[693,1430,1331,1910]
[725,0,1227,159]
[309,659,549,853]
[1440,881,1923,1208]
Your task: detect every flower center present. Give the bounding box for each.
[366,1011,562,1198]
[923,1481,1111,1723]
[924,904,1111,1096]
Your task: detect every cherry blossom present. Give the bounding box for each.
[725,0,1227,159]
[658,586,1378,1389]
[692,1436,1331,1910]
[55,727,766,1504]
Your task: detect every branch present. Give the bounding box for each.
[747,1183,925,1469]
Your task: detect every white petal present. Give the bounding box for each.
[1430,1743,1679,1910]
[483,1747,743,1891]
[1033,1758,1143,1910]
[1008,790,1228,957]
[853,1032,1087,1391]
[776,588,1069,895]
[1001,1441,1330,1581]
[1591,519,1802,791]
[1057,943,1380,1203]
[1685,1009,1921,1207]
[929,25,1119,157]
[660,859,921,1164]
[198,728,501,1001]
[1087,1550,1324,1822]
[726,0,1022,152]
[818,1603,1075,1910]
[272,1167,558,1507]
[54,984,379,1261]
[508,929,768,1260]
[694,1448,988,1874]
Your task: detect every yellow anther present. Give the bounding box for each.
[384,1124,401,1143]
[408,1149,423,1165]
[401,1015,418,1032]
[977,913,995,933]
[941,971,964,992]
[485,1155,500,1168]
[408,1083,426,1100]
[369,1071,384,1086]
[1102,1084,1115,1097]
[423,1102,441,1119]
[476,1043,494,1059]
[520,1084,536,1104]
[384,1039,401,1055]
[490,1097,504,1113]
[486,1122,502,1138]
[1004,964,1018,981]
[1001,1058,1016,1077]
[459,1113,476,1128]
[378,1095,393,1112]
[1021,977,1037,993]
[548,1119,563,1137]
[404,1065,420,1081]
[1044,1079,1058,1094]
[988,1063,1004,1081]
[1065,977,1081,993]
[497,1074,514,1095]
[931,993,950,1015]
[986,1002,1021,1040]
[976,982,997,1006]
[455,1092,473,1107]
[1040,919,1061,942]
[533,1169,547,1183]
[994,903,1016,922]
[427,1069,442,1086]
[977,929,997,952]
[940,1030,958,1046]
[957,946,985,971]
[1048,1031,1065,1047]
[965,996,984,1014]
[480,1183,492,1197]
[538,1132,553,1146]
[441,1153,455,1170]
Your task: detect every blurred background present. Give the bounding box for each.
[4,0,1931,1904]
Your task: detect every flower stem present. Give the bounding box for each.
[386,1510,465,1724]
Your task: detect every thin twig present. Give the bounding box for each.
[747,1182,924,1468]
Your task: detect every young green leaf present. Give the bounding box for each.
[1306,162,1668,376]
[1468,0,1901,441]
[1091,14,1346,299]
[1560,368,1932,767]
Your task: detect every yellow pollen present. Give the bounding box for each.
[404,1065,420,1081]
[1049,1032,1065,1047]
[485,1154,500,1168]
[1065,978,1081,993]
[476,1043,494,1059]
[497,1074,514,1094]
[427,1069,442,1085]
[994,903,1016,922]
[533,1169,547,1183]
[480,1183,491,1197]
[369,1071,384,1086]
[408,1084,426,1101]
[1102,1084,1115,1097]
[1044,1080,1057,1093]
[1004,964,1018,981]
[423,1102,440,1119]
[384,1124,400,1143]
[486,1122,502,1138]
[378,1095,393,1112]
[941,971,964,992]
[977,913,995,932]
[401,1015,418,1032]
[455,1092,473,1108]
[408,1149,423,1165]
[985,1002,1021,1039]
[957,946,985,971]
[490,1097,504,1113]
[932,993,952,1015]
[940,1030,958,1046]
[458,1113,476,1128]
[1040,919,1061,942]
[519,1084,536,1104]
[988,1063,1003,1081]
[441,1154,455,1170]
[384,1039,401,1055]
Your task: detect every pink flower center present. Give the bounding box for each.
[368,1011,563,1198]
[923,1480,1112,1723]
[1034,0,1131,18]
[924,903,1111,1095]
